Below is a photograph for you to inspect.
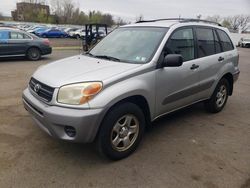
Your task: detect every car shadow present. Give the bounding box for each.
[50,102,208,164]
[0,56,50,63]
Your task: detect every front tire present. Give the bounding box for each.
[27,47,41,61]
[97,102,145,160]
[204,78,229,113]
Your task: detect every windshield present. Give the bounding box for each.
[244,38,250,42]
[89,27,168,64]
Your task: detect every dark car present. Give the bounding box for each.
[0,28,52,61]
[37,29,68,38]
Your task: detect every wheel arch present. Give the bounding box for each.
[26,46,41,55]
[221,73,234,96]
[94,95,151,141]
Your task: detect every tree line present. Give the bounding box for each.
[205,15,250,32]
[12,0,122,26]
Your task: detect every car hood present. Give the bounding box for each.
[33,55,141,87]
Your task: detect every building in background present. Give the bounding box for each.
[11,2,50,21]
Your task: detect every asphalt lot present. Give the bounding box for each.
[49,38,81,47]
[0,48,250,188]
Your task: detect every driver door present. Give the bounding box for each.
[155,27,201,116]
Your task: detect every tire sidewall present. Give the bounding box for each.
[211,79,229,112]
[27,48,41,61]
[97,102,146,160]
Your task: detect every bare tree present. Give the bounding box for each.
[62,0,75,23]
[225,15,250,31]
[206,15,222,23]
[237,15,250,31]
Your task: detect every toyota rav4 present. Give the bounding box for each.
[23,18,240,160]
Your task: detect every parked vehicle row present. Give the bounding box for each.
[15,23,108,39]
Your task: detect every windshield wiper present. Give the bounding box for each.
[94,55,121,62]
[85,52,94,56]
[85,53,121,62]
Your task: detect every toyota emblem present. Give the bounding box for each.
[34,84,41,93]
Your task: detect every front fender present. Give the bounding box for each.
[88,71,156,119]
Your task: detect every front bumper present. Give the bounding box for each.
[22,88,104,143]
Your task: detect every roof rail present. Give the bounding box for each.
[136,18,222,26]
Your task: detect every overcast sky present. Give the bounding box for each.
[1,0,250,21]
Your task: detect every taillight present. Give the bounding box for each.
[43,39,50,46]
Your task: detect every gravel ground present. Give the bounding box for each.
[0,48,249,188]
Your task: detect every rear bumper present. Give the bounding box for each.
[233,70,240,82]
[22,88,104,143]
[41,47,52,55]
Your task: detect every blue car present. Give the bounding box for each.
[37,29,68,38]
[30,27,48,35]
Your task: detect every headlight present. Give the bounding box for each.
[57,82,102,105]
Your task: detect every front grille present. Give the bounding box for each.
[29,78,55,102]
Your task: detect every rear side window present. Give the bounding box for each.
[216,30,234,51]
[10,32,24,39]
[166,28,195,62]
[0,31,9,40]
[196,28,215,57]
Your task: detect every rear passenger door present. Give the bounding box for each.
[8,31,30,55]
[194,27,234,99]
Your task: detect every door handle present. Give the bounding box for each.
[218,57,224,62]
[190,64,199,70]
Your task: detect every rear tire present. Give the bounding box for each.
[27,47,41,61]
[96,102,145,160]
[204,78,229,113]
[76,35,81,39]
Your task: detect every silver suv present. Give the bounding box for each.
[23,19,240,160]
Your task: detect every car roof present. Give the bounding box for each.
[122,18,226,30]
[0,27,20,31]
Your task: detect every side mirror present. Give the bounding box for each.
[162,54,183,67]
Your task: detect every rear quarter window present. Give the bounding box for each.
[216,29,234,52]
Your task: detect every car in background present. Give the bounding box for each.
[0,27,52,61]
[37,29,68,38]
[32,27,49,36]
[27,27,48,34]
[64,28,78,35]
[238,38,250,48]
[68,28,85,39]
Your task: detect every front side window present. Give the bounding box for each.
[216,30,234,52]
[196,28,215,58]
[89,27,168,64]
[165,28,195,62]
